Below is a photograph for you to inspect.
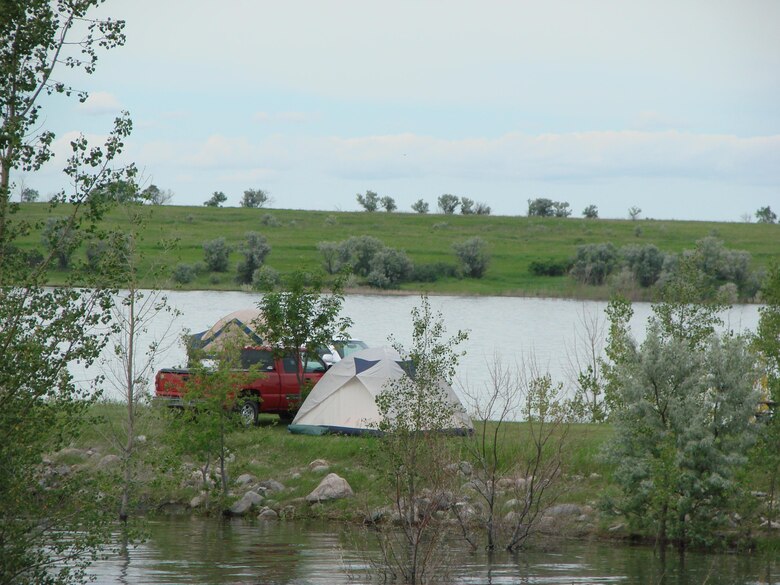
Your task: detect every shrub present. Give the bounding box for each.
[367,248,413,288]
[336,235,385,276]
[260,213,280,227]
[252,265,281,291]
[172,263,195,284]
[570,243,618,285]
[410,262,457,282]
[41,217,76,269]
[528,258,570,277]
[621,243,664,287]
[236,232,271,284]
[453,237,490,278]
[202,237,231,272]
[317,241,341,274]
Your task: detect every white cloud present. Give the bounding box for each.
[128,130,780,189]
[78,91,122,115]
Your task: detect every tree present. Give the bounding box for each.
[564,305,609,422]
[552,201,571,217]
[204,191,227,207]
[373,296,468,584]
[1,1,130,581]
[437,194,460,214]
[452,236,490,278]
[235,231,271,284]
[756,206,777,224]
[141,184,172,205]
[460,197,474,215]
[628,206,642,220]
[604,324,759,548]
[752,264,780,529]
[96,204,180,522]
[457,358,569,552]
[99,180,141,204]
[202,237,231,272]
[527,198,554,217]
[582,204,598,219]
[241,188,272,208]
[20,187,39,202]
[474,202,491,215]
[380,195,397,212]
[255,272,352,395]
[356,190,379,212]
[411,199,429,214]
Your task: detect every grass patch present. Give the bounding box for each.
[13,204,780,297]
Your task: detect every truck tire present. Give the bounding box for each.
[238,398,259,427]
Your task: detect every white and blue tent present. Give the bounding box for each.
[289,346,473,436]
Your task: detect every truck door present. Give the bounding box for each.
[240,348,282,410]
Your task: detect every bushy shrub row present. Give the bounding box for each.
[317,235,488,288]
[566,237,762,299]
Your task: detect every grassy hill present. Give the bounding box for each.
[14,203,780,297]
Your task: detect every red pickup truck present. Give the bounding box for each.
[154,347,328,425]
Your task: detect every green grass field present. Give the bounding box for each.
[15,203,780,297]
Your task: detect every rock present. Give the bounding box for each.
[52,464,71,476]
[135,435,147,444]
[56,447,87,461]
[228,490,264,516]
[311,464,330,474]
[190,493,207,508]
[545,503,583,517]
[306,473,354,503]
[96,454,121,470]
[257,507,279,521]
[760,520,780,530]
[291,472,302,480]
[258,479,285,493]
[503,498,520,511]
[236,473,257,486]
[589,473,601,480]
[158,501,189,515]
[459,461,474,477]
[308,459,329,470]
[608,523,626,533]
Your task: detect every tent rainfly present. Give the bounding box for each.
[189,308,264,355]
[289,346,473,436]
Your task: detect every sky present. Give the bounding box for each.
[22,0,780,221]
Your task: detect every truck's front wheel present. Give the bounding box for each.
[238,398,259,427]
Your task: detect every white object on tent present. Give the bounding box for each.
[290,346,473,435]
[190,308,264,355]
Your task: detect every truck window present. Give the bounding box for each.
[282,354,298,374]
[241,348,274,370]
[304,355,327,373]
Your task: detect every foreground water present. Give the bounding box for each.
[89,518,777,584]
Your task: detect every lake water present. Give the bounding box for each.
[85,291,761,412]
[88,517,777,584]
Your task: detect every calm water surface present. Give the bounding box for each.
[89,517,777,585]
[85,291,761,410]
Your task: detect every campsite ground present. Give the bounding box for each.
[59,403,778,551]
